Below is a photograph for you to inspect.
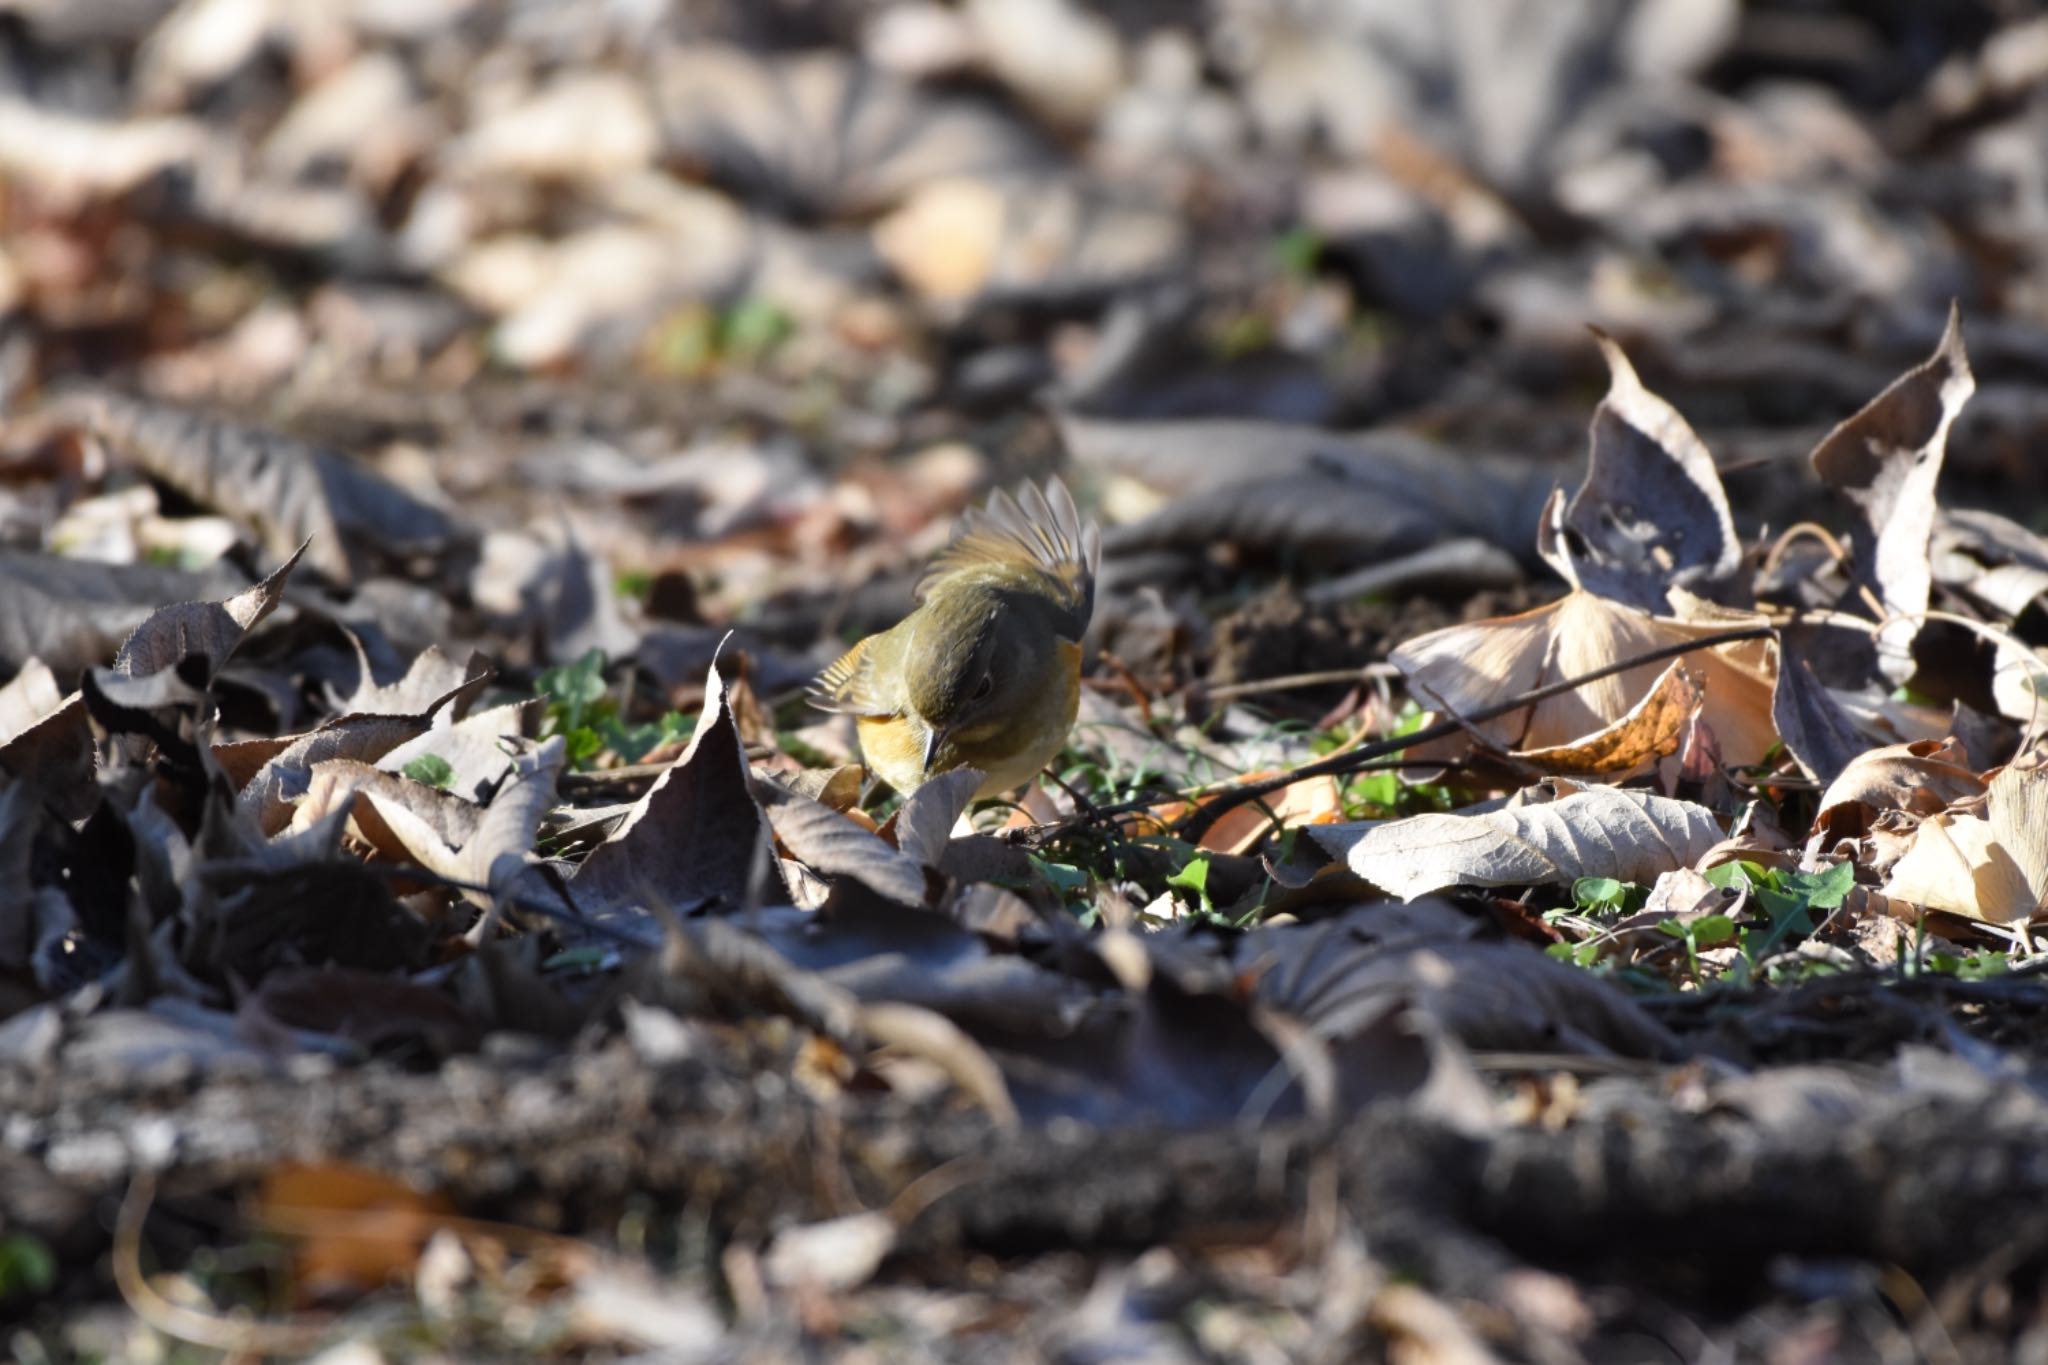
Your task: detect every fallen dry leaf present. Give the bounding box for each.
[1810,304,1975,680]
[1881,760,2048,923]
[1314,786,1722,902]
[1143,768,1344,856]
[1511,660,1700,777]
[1539,329,1740,611]
[1391,588,1778,769]
[257,1161,457,1303]
[1814,737,1986,842]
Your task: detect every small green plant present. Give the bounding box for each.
[722,297,794,361]
[535,649,695,768]
[1921,948,2014,980]
[1705,859,1854,981]
[0,1233,55,1297]
[1572,876,1643,915]
[605,709,694,763]
[402,753,457,790]
[649,298,794,375]
[1166,852,1214,916]
[1659,912,1739,984]
[537,649,610,766]
[1342,705,1456,819]
[1271,226,1323,279]
[1545,863,1856,987]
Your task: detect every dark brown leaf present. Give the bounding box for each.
[571,658,777,919]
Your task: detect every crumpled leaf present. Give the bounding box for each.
[1315,786,1722,902]
[1510,660,1701,778]
[112,542,305,681]
[1815,738,1986,842]
[0,551,254,679]
[235,711,444,835]
[1881,760,2048,923]
[1770,637,1873,786]
[758,781,932,907]
[1538,329,1740,611]
[347,738,563,914]
[1391,588,1778,769]
[49,389,455,583]
[291,760,476,859]
[1811,305,1976,680]
[376,700,534,805]
[569,657,777,920]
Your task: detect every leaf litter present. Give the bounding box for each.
[6,1,2048,1360]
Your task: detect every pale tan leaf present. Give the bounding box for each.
[1880,761,2048,922]
[1391,589,1778,768]
[1880,814,2023,922]
[1314,787,1723,902]
[1815,737,1986,841]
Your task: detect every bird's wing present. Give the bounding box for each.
[809,634,896,716]
[915,476,1100,637]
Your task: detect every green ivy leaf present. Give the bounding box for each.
[1782,859,1855,910]
[1167,854,1213,912]
[1573,876,1631,913]
[1691,914,1738,948]
[401,753,456,790]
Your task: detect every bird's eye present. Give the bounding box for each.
[971,672,994,702]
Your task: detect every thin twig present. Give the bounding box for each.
[1173,623,1777,845]
[1761,521,1850,579]
[1204,664,1404,703]
[115,1170,338,1356]
[1020,758,1462,842]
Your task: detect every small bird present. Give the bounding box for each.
[811,477,1100,799]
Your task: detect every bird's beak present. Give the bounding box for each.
[922,723,949,773]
